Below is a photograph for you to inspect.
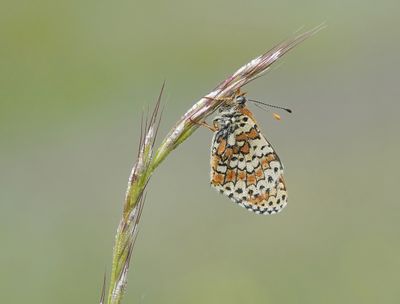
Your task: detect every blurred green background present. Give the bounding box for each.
[1,0,399,303]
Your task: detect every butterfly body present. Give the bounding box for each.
[210,93,288,214]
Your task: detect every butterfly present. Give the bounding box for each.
[207,89,289,215]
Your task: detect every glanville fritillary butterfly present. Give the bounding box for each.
[202,89,290,215]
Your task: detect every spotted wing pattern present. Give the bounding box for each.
[210,107,288,214]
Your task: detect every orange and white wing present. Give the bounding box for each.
[210,108,288,214]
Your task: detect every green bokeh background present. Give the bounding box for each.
[1,0,399,303]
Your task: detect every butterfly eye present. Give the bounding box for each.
[236,96,246,105]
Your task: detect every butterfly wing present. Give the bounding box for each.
[210,107,288,214]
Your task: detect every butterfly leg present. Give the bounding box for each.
[204,88,245,103]
[203,96,232,103]
[189,117,218,132]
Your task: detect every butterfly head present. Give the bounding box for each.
[218,89,247,112]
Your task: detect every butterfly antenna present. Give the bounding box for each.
[248,99,292,113]
[253,102,269,113]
